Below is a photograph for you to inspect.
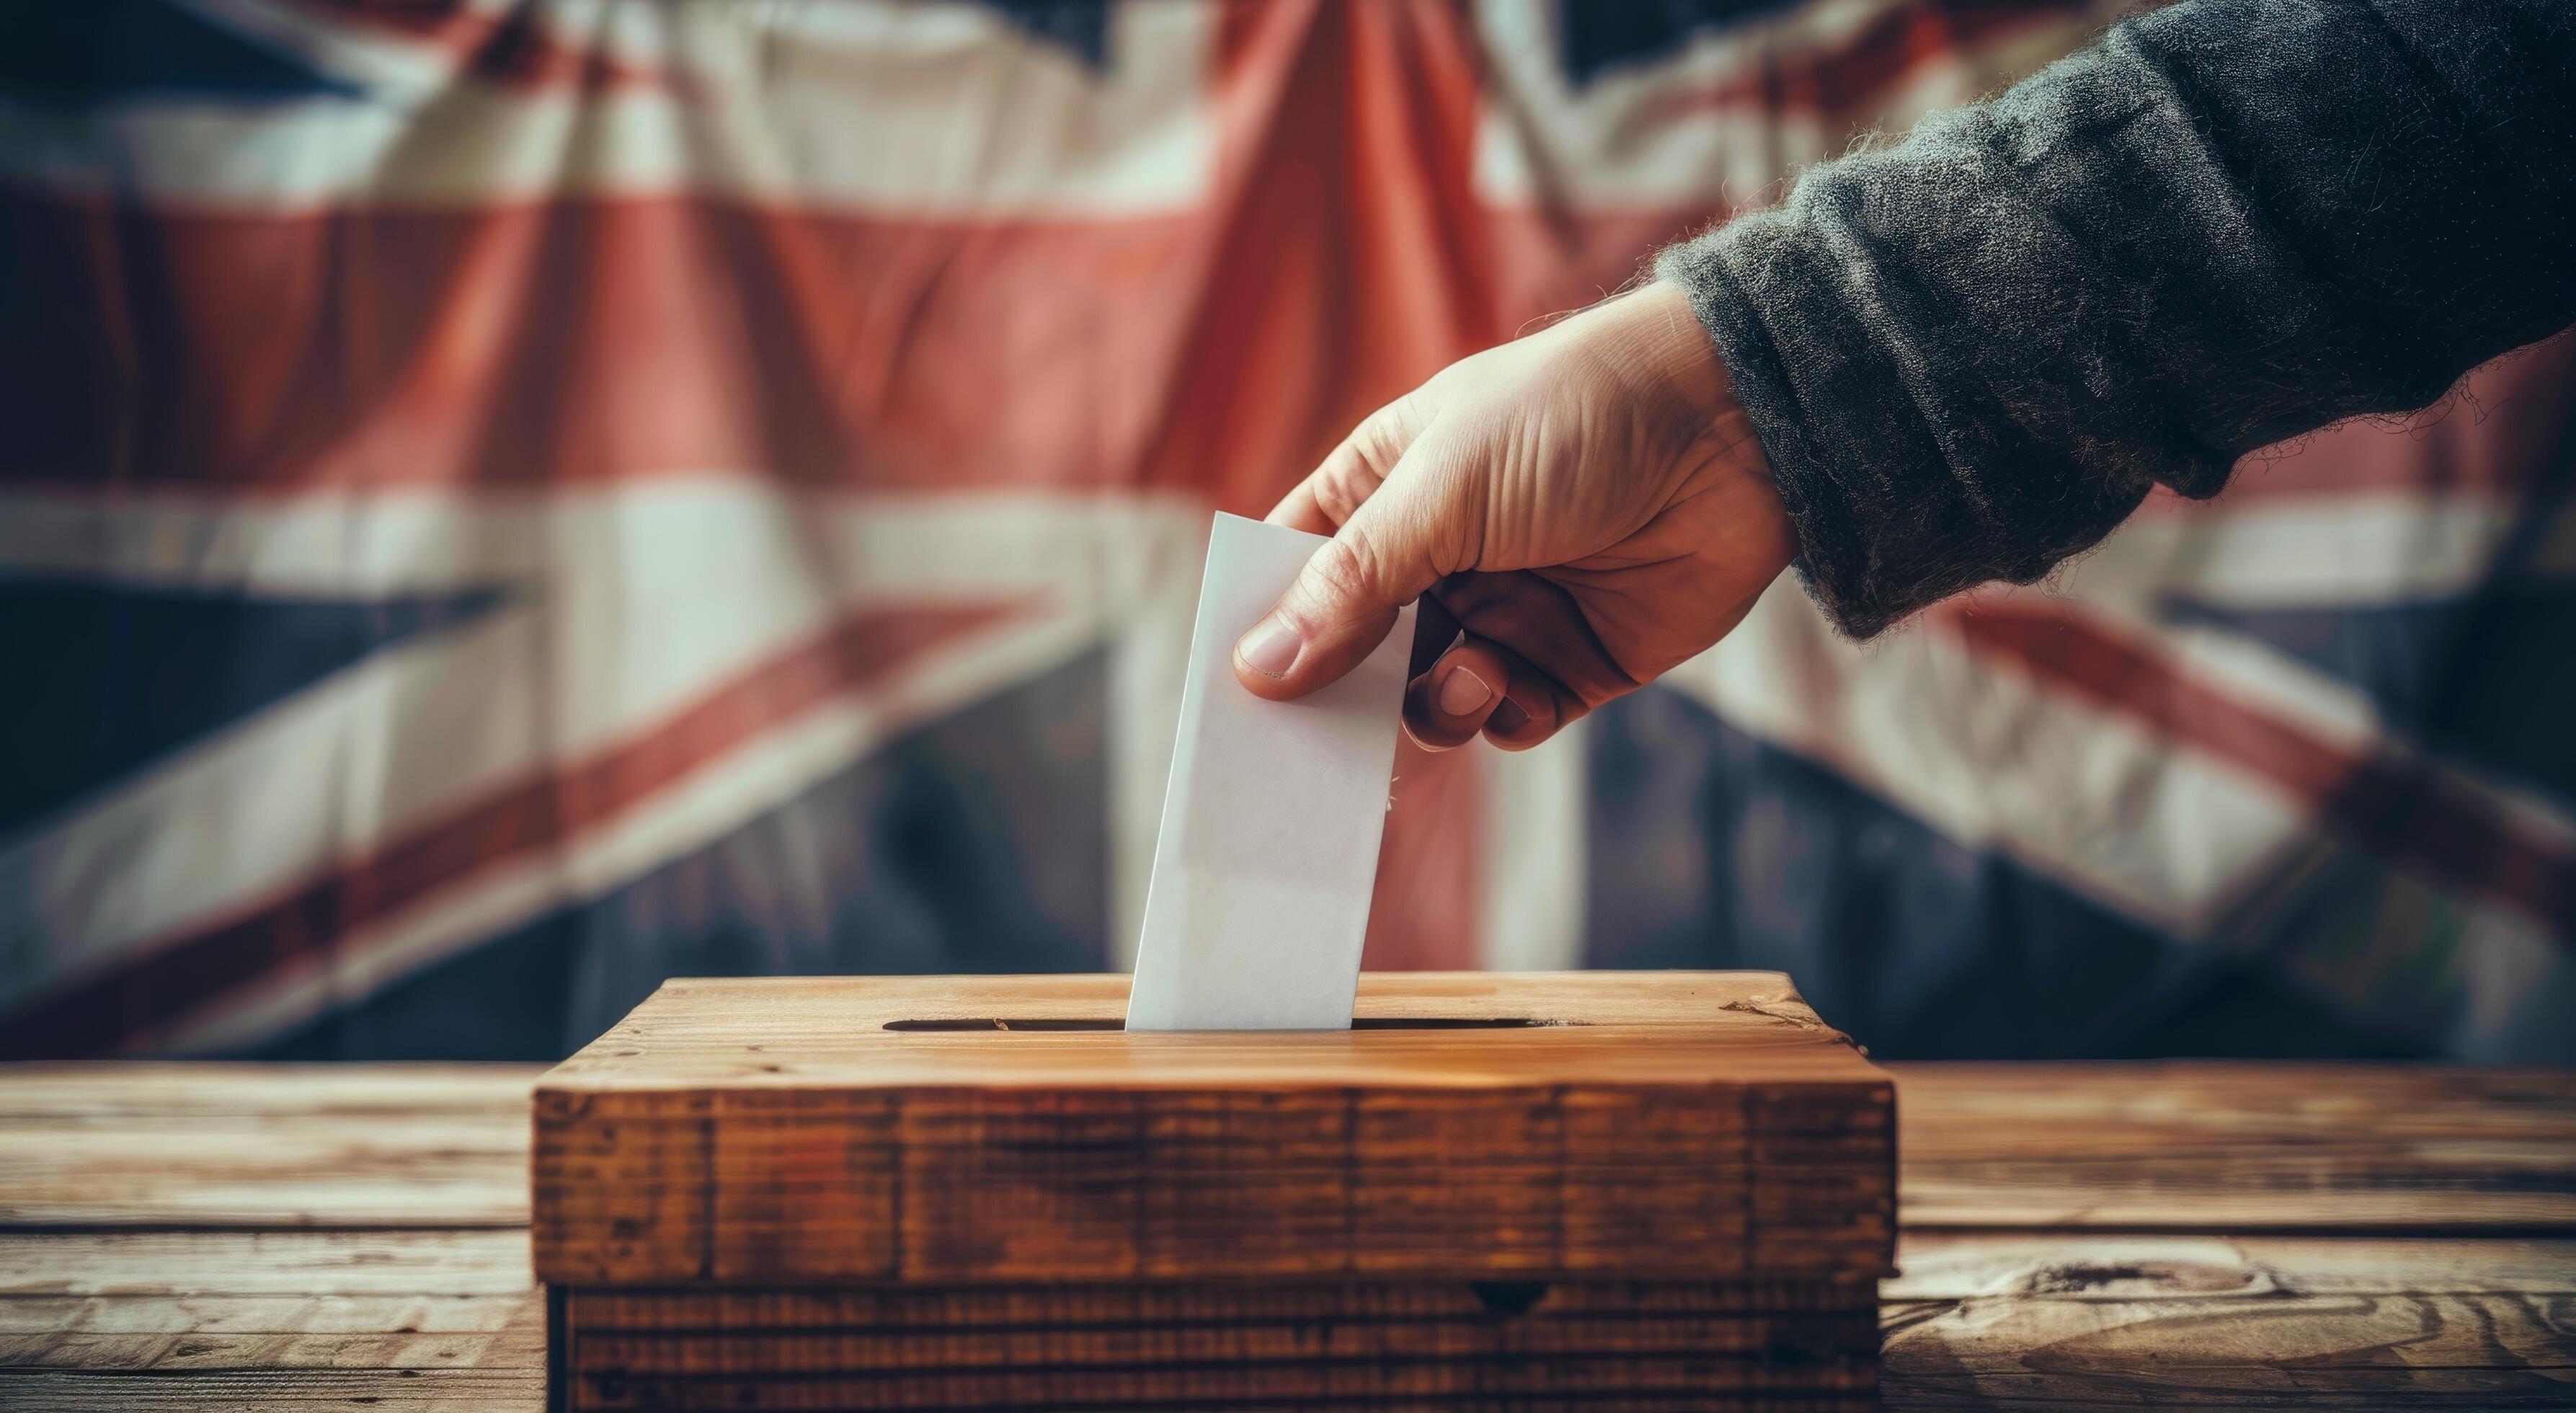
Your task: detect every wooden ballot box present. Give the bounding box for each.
[532,972,1895,1411]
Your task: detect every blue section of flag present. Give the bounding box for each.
[2165,584,2576,807]
[1555,0,1799,87]
[1582,684,2434,1059]
[968,0,1111,70]
[243,647,1111,1060]
[0,0,364,105]
[0,576,507,835]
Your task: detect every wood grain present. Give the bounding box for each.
[10,1059,2564,1237]
[561,1280,1880,1410]
[535,973,1896,1407]
[0,1230,533,1297]
[567,1367,1878,1411]
[1886,1302,2576,1409]
[0,1368,544,1410]
[541,972,1878,1090]
[0,1063,530,1228]
[1888,1233,2576,1301]
[534,973,1896,1287]
[0,1064,534,1120]
[0,1292,536,1337]
[7,1058,2576,1410]
[1884,1232,2576,1409]
[1893,1063,2576,1230]
[0,1304,543,1373]
[11,1231,2569,1411]
[0,1226,546,1413]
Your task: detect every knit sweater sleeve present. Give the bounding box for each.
[1655,0,2576,639]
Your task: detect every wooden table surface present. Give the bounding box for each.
[1,1061,2570,1409]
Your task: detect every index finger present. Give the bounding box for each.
[1263,395,1424,537]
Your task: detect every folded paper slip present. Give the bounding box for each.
[1126,512,1416,1031]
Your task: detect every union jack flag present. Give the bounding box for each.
[4,0,2569,1060]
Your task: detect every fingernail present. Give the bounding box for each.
[1489,699,1531,735]
[1436,664,1493,717]
[1237,615,1302,676]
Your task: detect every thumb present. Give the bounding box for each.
[1233,491,1447,701]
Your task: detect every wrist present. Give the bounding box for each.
[1594,282,1795,582]
[1586,282,1738,429]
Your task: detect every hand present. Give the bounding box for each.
[1231,282,1794,750]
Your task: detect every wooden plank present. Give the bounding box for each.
[0,1227,547,1408]
[541,973,1877,1091]
[577,1365,1879,1412]
[19,1234,2567,1409]
[567,1329,1880,1412]
[0,1064,536,1120]
[1890,1233,2576,1301]
[0,1368,543,1410]
[9,1058,2566,1238]
[1,1063,2570,1409]
[0,1230,534,1296]
[1892,1063,2576,1230]
[1883,1232,2576,1409]
[0,1293,536,1336]
[1883,1295,2576,1409]
[5,1054,2570,1408]
[566,1280,1880,1330]
[568,1317,1870,1374]
[0,1307,543,1373]
[536,973,1895,1287]
[0,1064,534,1228]
[0,1124,531,1228]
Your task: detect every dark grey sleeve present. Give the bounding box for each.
[1656,0,2576,638]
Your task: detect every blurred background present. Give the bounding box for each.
[3,0,2570,1064]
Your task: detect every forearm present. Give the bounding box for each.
[1658,0,2576,637]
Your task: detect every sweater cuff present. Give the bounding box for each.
[1656,221,1919,640]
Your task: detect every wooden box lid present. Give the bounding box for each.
[532,972,1893,1288]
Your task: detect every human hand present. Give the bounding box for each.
[1230,282,1794,750]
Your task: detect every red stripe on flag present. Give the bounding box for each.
[0,601,1029,1060]
[1947,600,2576,934]
[1366,737,1485,971]
[1173,0,1492,969]
[0,2,2117,502]
[1,192,1209,495]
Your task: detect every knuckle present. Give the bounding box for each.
[1311,470,1364,526]
[1310,406,1415,526]
[1352,414,1410,480]
[1302,529,1382,608]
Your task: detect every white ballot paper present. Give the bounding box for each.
[1126,513,1416,1030]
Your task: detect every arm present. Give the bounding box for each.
[1657,0,2576,637]
[1236,0,2576,748]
